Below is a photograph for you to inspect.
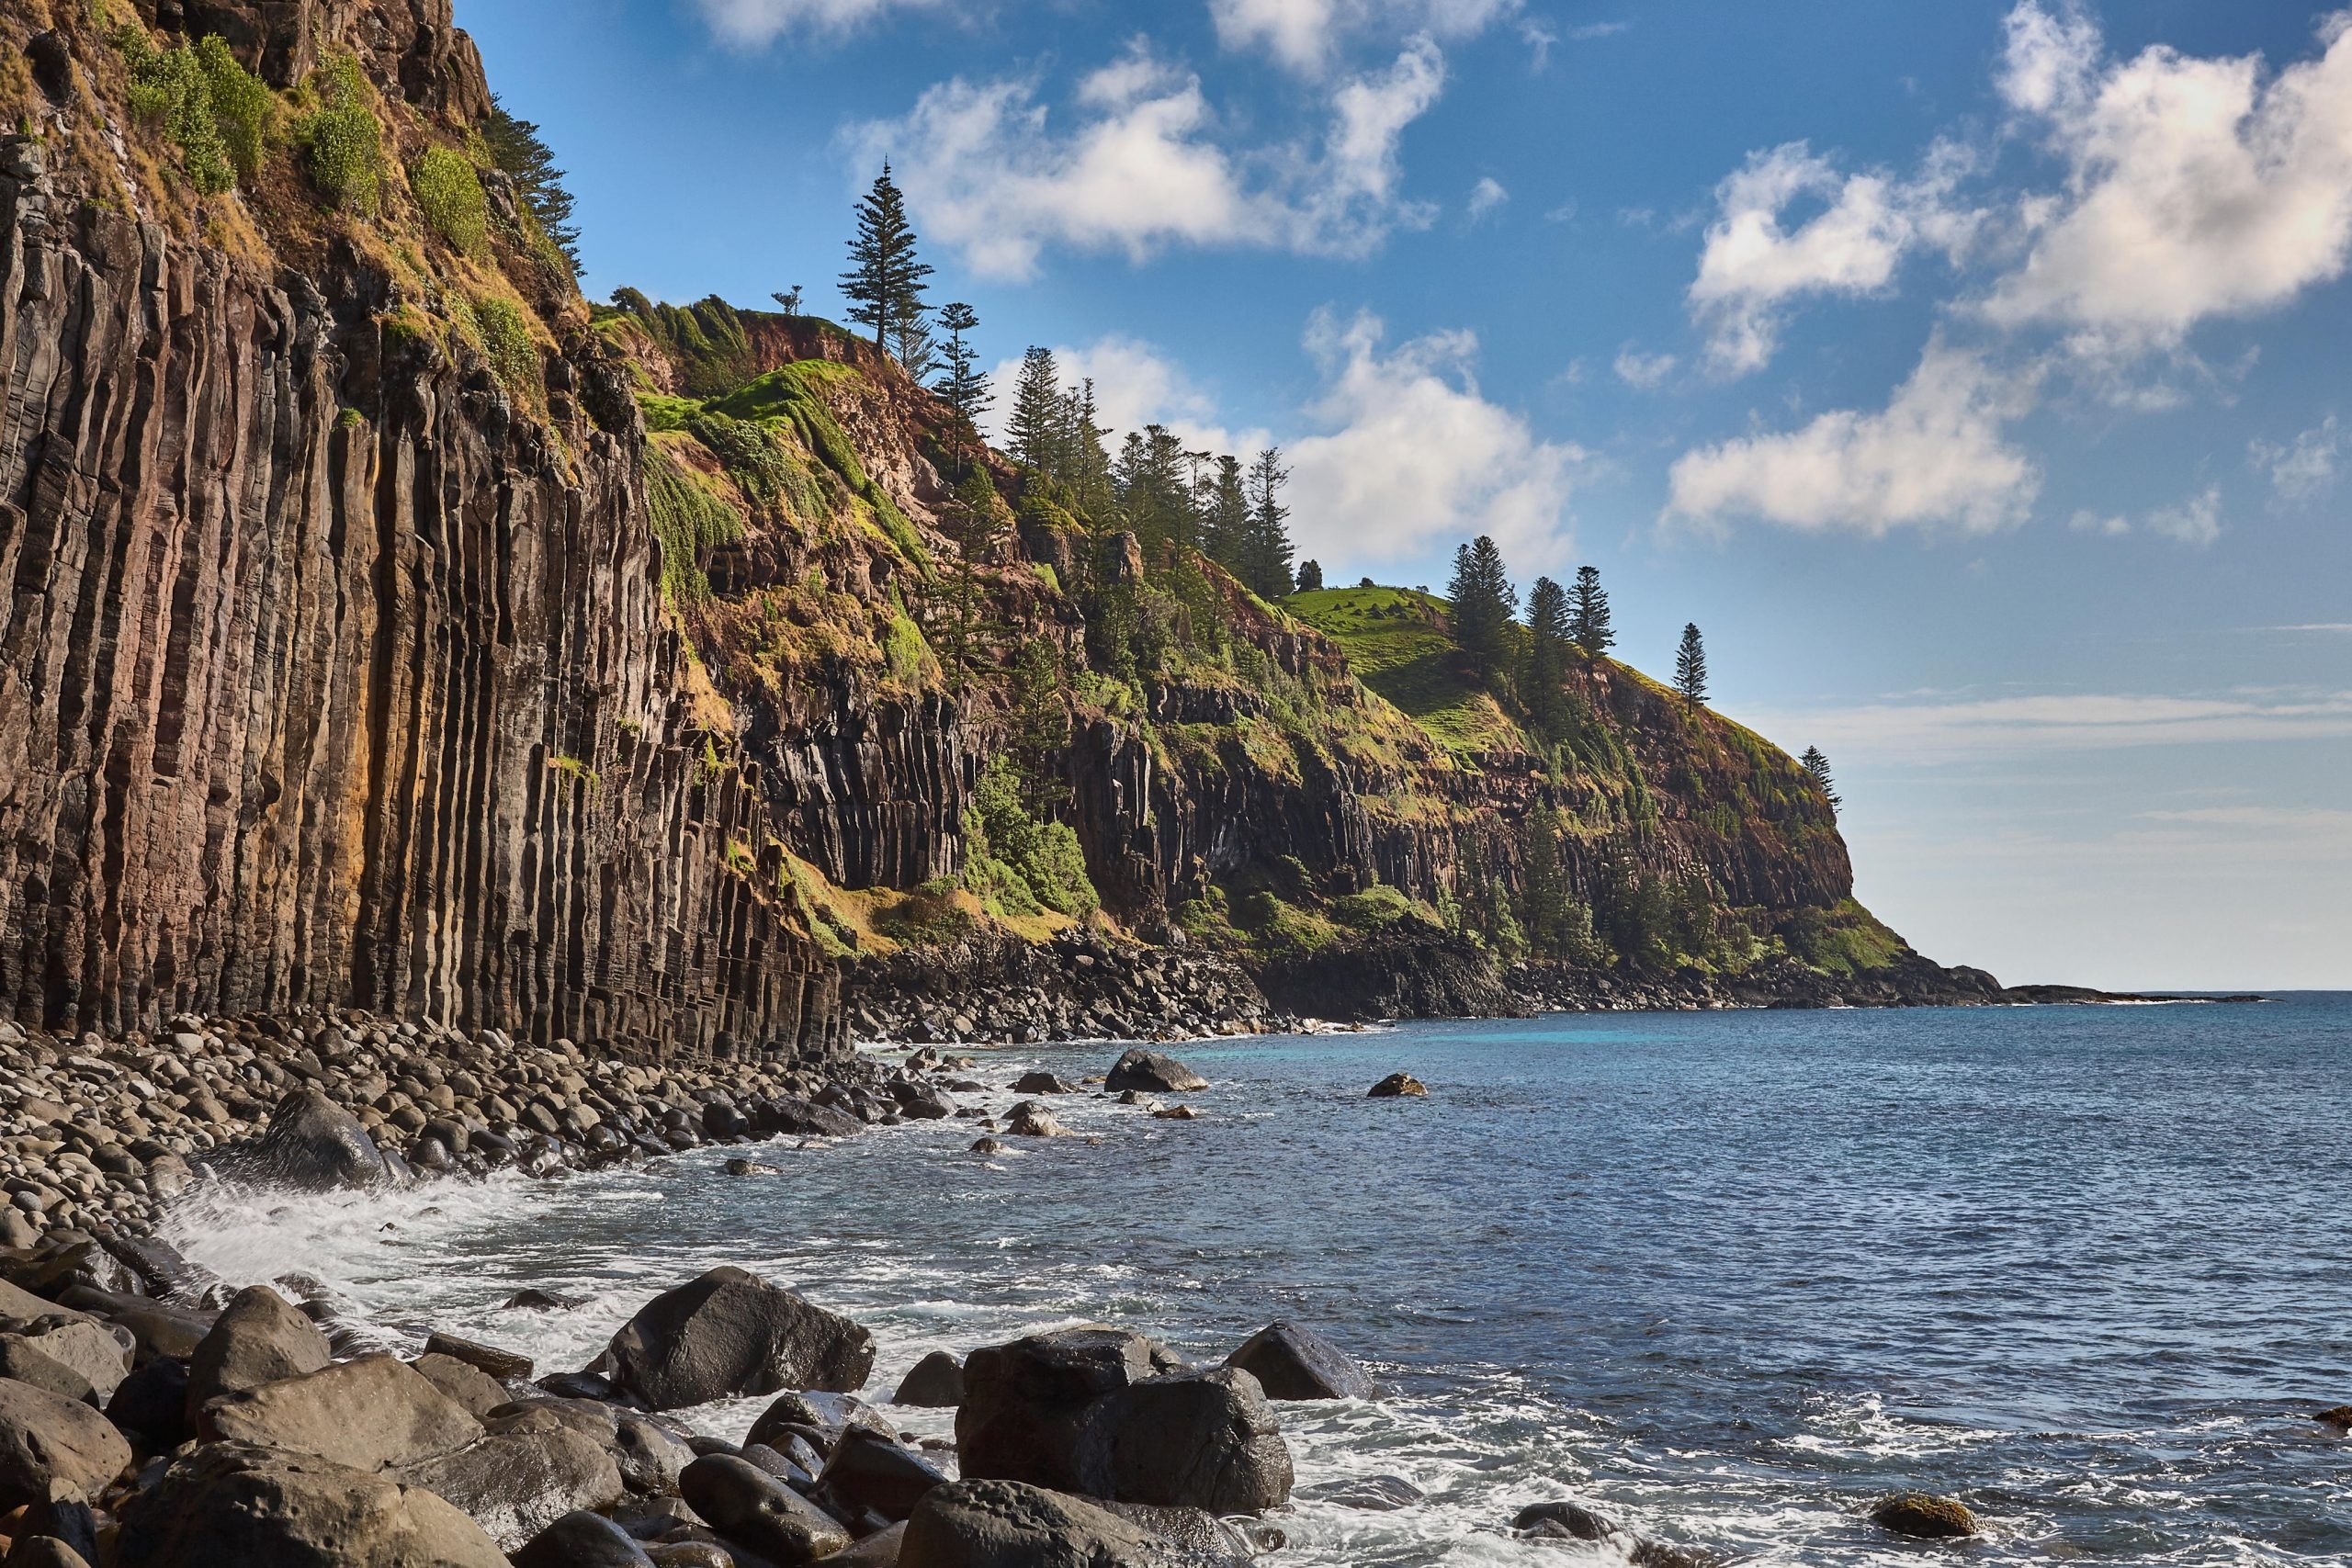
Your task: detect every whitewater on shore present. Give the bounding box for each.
[158,998,2352,1565]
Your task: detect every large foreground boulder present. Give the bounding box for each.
[111,1441,509,1567]
[198,1354,484,1472]
[1224,1322,1374,1401]
[1075,1368,1292,1513]
[603,1268,875,1410]
[399,1423,627,1551]
[956,1328,1165,1494]
[0,1377,132,1510]
[900,1479,1248,1568]
[1104,1050,1208,1094]
[235,1089,396,1190]
[184,1285,333,1417]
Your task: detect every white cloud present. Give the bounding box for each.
[1665,340,2041,535]
[1749,689,2352,759]
[2250,415,2343,500]
[1564,21,1630,42]
[1285,310,1592,569]
[1209,0,1516,76]
[851,39,1442,279]
[2069,508,2129,536]
[1611,346,1677,389]
[691,0,939,46]
[1688,141,1979,376]
[1466,175,1509,220]
[2144,484,2222,547]
[978,336,1250,456]
[1983,3,2352,352]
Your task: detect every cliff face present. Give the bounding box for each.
[0,3,839,1058]
[607,297,1924,1009]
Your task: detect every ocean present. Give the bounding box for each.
[163,996,2352,1564]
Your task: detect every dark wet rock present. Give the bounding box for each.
[1003,1103,1068,1138]
[742,1439,817,1488]
[184,1284,333,1418]
[234,1089,397,1190]
[1150,1106,1198,1121]
[615,1413,696,1495]
[1870,1492,1978,1539]
[1297,1473,1423,1510]
[888,1080,956,1120]
[726,1157,782,1176]
[105,1357,192,1448]
[747,1390,895,1450]
[1225,1322,1374,1401]
[400,1423,628,1551]
[818,1518,907,1565]
[424,1331,535,1382]
[110,1440,509,1567]
[680,1452,854,1562]
[1098,1502,1263,1561]
[1013,1073,1079,1095]
[820,1427,952,1521]
[20,1483,102,1568]
[894,1350,966,1407]
[645,1543,737,1568]
[1075,1368,1292,1513]
[605,1268,876,1409]
[957,1327,1164,1494]
[94,1233,210,1299]
[538,1370,631,1403]
[764,1097,866,1139]
[413,1353,511,1418]
[505,1289,584,1312]
[899,1478,1242,1568]
[6,1535,94,1568]
[1366,1072,1428,1098]
[1513,1503,1713,1567]
[0,1379,131,1510]
[199,1354,484,1472]
[512,1509,658,1568]
[969,1137,1005,1155]
[1104,1050,1208,1094]
[59,1289,214,1364]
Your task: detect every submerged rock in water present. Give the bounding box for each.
[1870,1491,1979,1539]
[602,1267,876,1409]
[1013,1071,1080,1095]
[1225,1322,1374,1401]
[1366,1072,1428,1098]
[1104,1049,1208,1094]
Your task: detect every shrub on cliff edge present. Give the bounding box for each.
[296,52,382,213]
[411,144,488,254]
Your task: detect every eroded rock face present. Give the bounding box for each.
[0,160,841,1061]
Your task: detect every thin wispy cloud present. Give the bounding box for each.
[691,0,944,46]
[1751,689,2352,760]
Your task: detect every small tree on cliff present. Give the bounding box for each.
[1295,558,1324,592]
[933,301,990,425]
[1240,448,1296,599]
[1674,622,1708,711]
[482,96,580,266]
[1568,564,1613,659]
[1801,746,1841,816]
[841,163,932,351]
[1447,536,1517,682]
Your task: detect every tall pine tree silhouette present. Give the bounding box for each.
[1448,536,1518,681]
[841,164,932,351]
[933,302,990,424]
[1569,565,1613,659]
[1801,746,1841,815]
[1674,623,1708,710]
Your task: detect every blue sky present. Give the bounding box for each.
[458,0,2352,989]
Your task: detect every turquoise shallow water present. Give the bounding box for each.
[167,996,2352,1564]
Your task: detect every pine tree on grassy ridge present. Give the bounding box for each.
[1675,622,1708,710]
[1242,448,1295,599]
[1522,575,1572,742]
[1448,536,1517,682]
[841,163,932,351]
[1569,564,1613,659]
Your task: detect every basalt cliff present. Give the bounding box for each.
[0,0,1999,1066]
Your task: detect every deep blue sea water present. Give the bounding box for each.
[167,996,2352,1564]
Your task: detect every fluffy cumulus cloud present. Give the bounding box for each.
[848,38,1442,278]
[692,0,939,46]
[1284,310,1591,567]
[1665,340,2041,535]
[1688,141,1978,376]
[1984,3,2352,350]
[1209,0,1518,76]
